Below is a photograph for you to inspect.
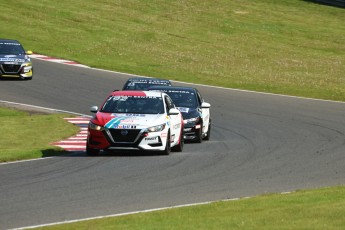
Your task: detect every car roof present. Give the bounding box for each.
[148,85,196,92]
[110,90,164,97]
[125,77,171,83]
[0,39,21,44]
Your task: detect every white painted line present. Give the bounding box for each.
[12,200,213,229]
[86,67,345,105]
[68,121,89,123]
[0,100,91,117]
[13,192,295,230]
[30,53,345,104]
[13,190,297,230]
[68,137,87,140]
[53,145,86,149]
[53,141,86,144]
[64,118,89,121]
[0,157,55,166]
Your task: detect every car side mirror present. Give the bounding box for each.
[201,102,211,108]
[26,50,33,55]
[168,108,180,115]
[90,106,98,113]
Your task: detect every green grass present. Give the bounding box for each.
[35,186,345,230]
[1,0,344,100]
[0,107,79,162]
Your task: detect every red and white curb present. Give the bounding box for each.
[51,117,90,152]
[30,54,90,68]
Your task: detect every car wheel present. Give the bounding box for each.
[86,145,100,156]
[172,129,184,152]
[161,131,171,155]
[203,122,211,141]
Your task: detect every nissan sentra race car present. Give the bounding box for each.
[149,86,211,143]
[87,90,184,155]
[0,39,33,80]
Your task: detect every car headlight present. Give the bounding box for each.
[89,121,104,131]
[183,117,200,124]
[22,63,32,73]
[147,123,166,132]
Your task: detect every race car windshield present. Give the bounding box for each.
[101,96,165,114]
[0,43,25,55]
[125,80,171,90]
[166,91,197,108]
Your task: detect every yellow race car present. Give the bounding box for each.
[0,39,33,80]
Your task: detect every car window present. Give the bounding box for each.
[101,96,164,114]
[123,79,171,90]
[0,42,25,55]
[124,82,150,90]
[196,90,203,106]
[164,90,197,108]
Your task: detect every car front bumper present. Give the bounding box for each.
[0,63,33,79]
[183,122,202,140]
[87,128,168,152]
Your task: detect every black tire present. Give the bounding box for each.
[172,129,184,152]
[86,145,100,156]
[161,131,171,155]
[203,122,211,141]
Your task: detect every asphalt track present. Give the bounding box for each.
[1,59,345,229]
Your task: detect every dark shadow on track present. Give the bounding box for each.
[41,149,73,157]
[43,149,168,158]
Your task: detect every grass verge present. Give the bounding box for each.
[0,107,79,162]
[35,186,345,229]
[1,0,344,101]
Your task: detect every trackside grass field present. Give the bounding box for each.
[1,0,345,101]
[0,107,79,162]
[34,186,345,230]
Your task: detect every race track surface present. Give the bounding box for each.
[1,59,345,229]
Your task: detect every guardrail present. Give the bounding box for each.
[311,0,345,7]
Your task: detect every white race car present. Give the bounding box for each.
[87,90,184,155]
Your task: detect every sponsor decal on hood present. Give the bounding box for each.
[177,107,200,120]
[0,54,28,63]
[177,107,190,113]
[96,113,167,129]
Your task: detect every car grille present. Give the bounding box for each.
[1,64,21,73]
[108,129,142,143]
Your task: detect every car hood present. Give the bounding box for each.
[177,107,200,119]
[92,112,168,129]
[0,54,30,64]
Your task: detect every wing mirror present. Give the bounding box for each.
[201,102,211,108]
[168,108,180,115]
[90,106,98,113]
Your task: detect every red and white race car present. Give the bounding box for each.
[87,90,184,155]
